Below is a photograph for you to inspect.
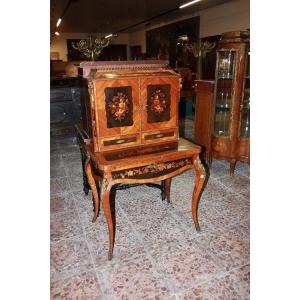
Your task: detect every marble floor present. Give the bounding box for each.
[50,123,250,299]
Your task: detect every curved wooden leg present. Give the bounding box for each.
[161,180,166,201]
[85,158,100,223]
[101,177,115,260]
[79,146,90,195]
[229,160,237,176]
[165,178,172,203]
[192,156,206,232]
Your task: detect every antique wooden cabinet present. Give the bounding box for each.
[194,31,250,174]
[78,61,180,152]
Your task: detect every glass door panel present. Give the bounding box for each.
[239,51,250,138]
[214,50,236,136]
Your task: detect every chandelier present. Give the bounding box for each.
[177,35,216,58]
[72,35,116,61]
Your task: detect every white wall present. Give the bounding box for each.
[51,32,130,61]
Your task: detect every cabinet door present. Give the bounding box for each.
[239,49,250,139]
[140,77,179,131]
[94,78,140,137]
[213,50,237,137]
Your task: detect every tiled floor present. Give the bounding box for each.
[50,123,250,299]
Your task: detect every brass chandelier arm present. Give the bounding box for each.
[72,35,111,60]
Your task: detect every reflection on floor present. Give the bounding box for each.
[50,122,250,299]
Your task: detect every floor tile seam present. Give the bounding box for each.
[94,269,118,300]
[171,202,243,233]
[50,264,96,284]
[50,204,78,215]
[212,172,249,184]
[168,264,228,295]
[50,205,79,218]
[50,176,71,182]
[176,262,250,296]
[73,195,112,300]
[50,173,67,179]
[212,178,249,198]
[116,204,178,293]
[235,170,250,177]
[50,230,88,245]
[136,225,226,294]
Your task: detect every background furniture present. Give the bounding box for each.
[194,80,215,161]
[194,31,250,174]
[50,77,86,136]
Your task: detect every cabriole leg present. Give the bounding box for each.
[230,160,237,176]
[79,146,90,195]
[165,178,172,203]
[85,158,100,223]
[192,157,206,232]
[101,177,115,260]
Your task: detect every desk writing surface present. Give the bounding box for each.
[87,138,200,171]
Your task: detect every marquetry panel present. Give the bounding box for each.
[94,79,140,137]
[111,158,193,179]
[141,77,179,131]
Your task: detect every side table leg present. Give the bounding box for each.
[101,177,115,260]
[165,178,172,203]
[192,157,206,232]
[85,158,100,223]
[79,146,90,195]
[161,180,166,201]
[229,160,237,176]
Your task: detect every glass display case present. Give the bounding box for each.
[210,31,250,174]
[239,51,250,138]
[194,31,250,174]
[213,50,236,136]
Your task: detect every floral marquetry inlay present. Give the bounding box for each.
[112,158,193,180]
[146,84,171,123]
[108,92,130,121]
[104,86,133,128]
[150,89,167,114]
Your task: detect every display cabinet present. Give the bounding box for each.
[194,31,250,174]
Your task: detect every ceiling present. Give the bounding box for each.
[51,0,232,34]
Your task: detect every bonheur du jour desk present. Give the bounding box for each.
[76,126,207,260]
[75,61,207,259]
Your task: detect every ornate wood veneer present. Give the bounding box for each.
[79,61,180,152]
[75,61,207,260]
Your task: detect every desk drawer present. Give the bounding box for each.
[141,129,178,145]
[97,133,140,151]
